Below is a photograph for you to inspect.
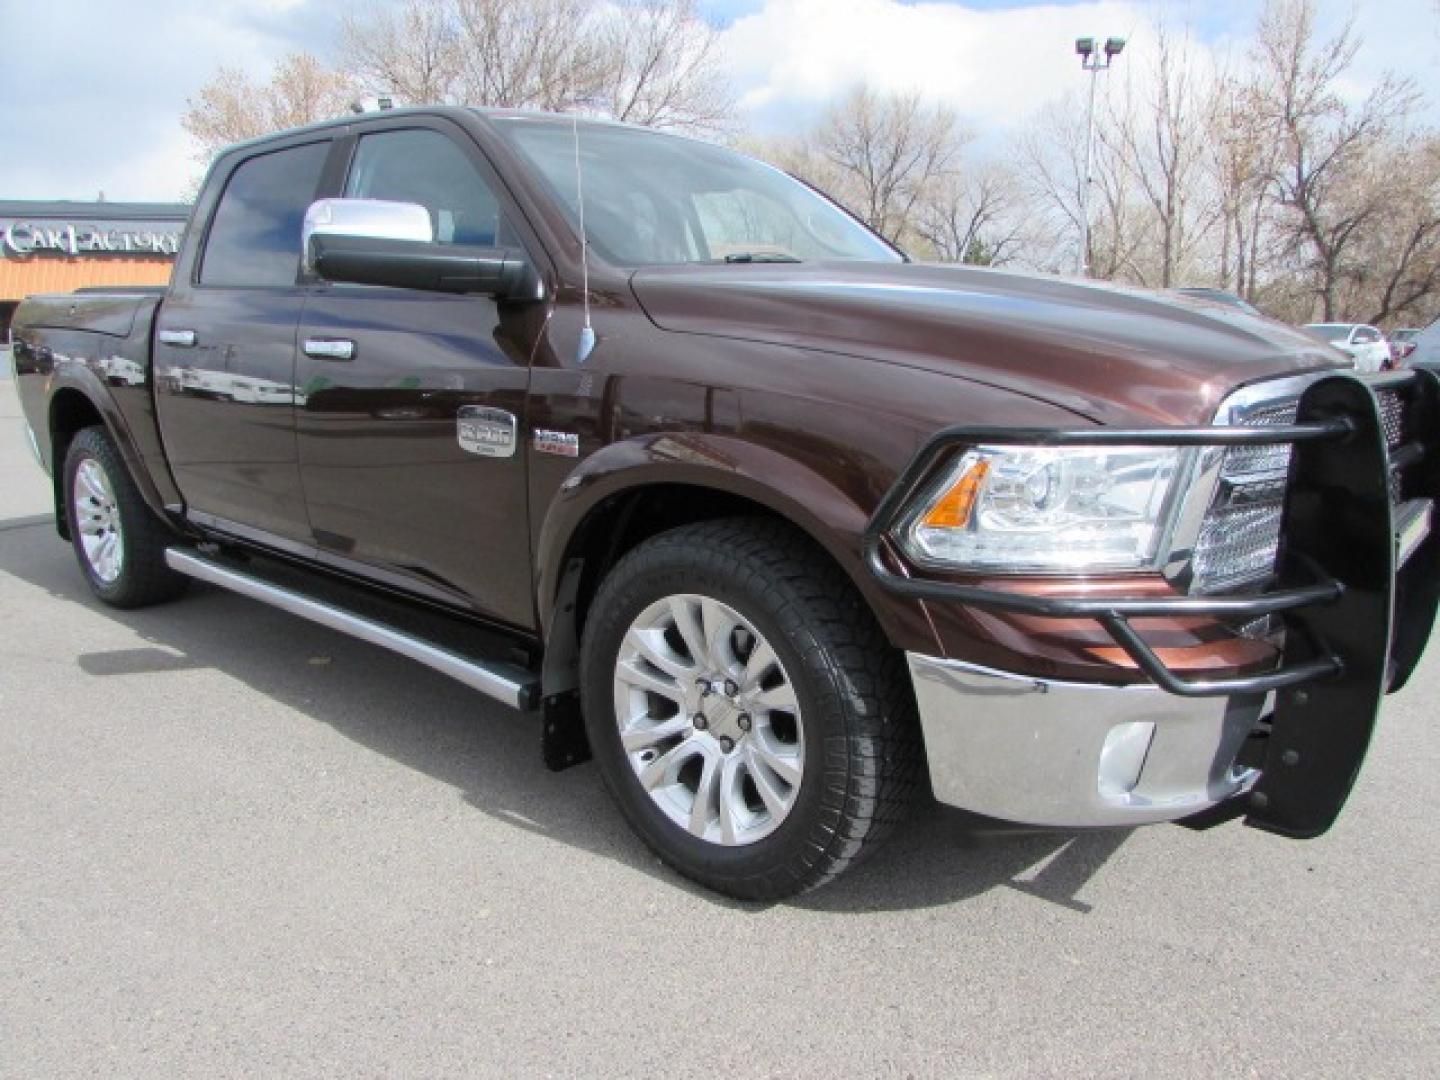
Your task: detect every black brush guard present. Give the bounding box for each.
[865,369,1440,838]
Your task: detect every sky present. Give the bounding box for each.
[1,0,1437,203]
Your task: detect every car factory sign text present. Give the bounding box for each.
[2,219,184,258]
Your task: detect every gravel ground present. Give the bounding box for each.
[1,377,1437,1078]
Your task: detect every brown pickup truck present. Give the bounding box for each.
[10,107,1439,899]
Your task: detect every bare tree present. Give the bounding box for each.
[1252,0,1419,319]
[182,52,356,161]
[1210,72,1281,301]
[596,0,734,132]
[913,165,1026,265]
[810,86,966,245]
[452,0,605,112]
[340,0,462,106]
[1347,136,1440,325]
[1109,25,1218,288]
[341,0,732,133]
[1015,96,1149,278]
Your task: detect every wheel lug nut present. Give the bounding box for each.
[719,736,734,752]
[738,714,751,732]
[692,714,707,730]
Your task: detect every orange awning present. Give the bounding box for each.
[0,256,174,301]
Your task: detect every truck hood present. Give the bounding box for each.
[630,262,1348,425]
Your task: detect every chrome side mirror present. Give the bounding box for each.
[302,198,433,272]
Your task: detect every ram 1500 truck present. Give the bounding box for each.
[12,108,1440,900]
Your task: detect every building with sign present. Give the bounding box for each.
[0,199,189,338]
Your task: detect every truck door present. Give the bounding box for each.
[154,136,333,546]
[293,120,546,631]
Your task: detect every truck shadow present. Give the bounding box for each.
[1,520,1132,915]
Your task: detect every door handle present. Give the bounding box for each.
[304,338,356,361]
[158,328,197,347]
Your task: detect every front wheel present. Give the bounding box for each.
[63,426,188,609]
[579,518,923,900]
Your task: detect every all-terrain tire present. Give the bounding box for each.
[579,517,924,901]
[63,426,189,609]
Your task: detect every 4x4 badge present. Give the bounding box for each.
[456,406,517,458]
[533,429,580,457]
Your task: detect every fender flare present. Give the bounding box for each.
[45,366,173,536]
[533,432,929,650]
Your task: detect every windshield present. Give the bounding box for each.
[1306,324,1350,343]
[494,117,902,267]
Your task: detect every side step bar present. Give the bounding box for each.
[164,548,539,711]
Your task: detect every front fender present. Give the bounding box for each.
[533,431,941,655]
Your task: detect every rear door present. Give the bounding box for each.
[293,118,548,629]
[155,136,334,545]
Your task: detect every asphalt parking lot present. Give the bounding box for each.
[2,370,1437,1078]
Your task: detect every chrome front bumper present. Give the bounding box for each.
[907,653,1265,827]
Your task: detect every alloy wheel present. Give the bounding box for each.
[73,457,124,584]
[612,593,805,846]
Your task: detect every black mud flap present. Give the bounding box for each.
[1245,370,1440,838]
[541,692,592,771]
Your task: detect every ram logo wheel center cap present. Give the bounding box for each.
[701,693,746,743]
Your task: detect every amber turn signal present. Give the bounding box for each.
[919,459,990,529]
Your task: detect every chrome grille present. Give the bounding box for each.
[1190,396,1297,595]
[1190,384,1407,595]
[1220,399,1297,479]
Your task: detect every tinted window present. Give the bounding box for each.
[496,117,901,267]
[345,128,510,247]
[200,141,329,287]
[1354,327,1381,343]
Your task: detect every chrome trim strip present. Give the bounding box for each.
[164,548,538,710]
[302,338,356,361]
[157,328,197,347]
[907,653,1263,827]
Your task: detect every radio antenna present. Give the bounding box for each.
[572,114,596,364]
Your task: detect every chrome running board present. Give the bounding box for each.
[164,548,539,710]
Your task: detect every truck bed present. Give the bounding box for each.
[10,289,175,527]
[16,290,163,340]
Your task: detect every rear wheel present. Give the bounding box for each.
[580,518,923,900]
[63,426,188,609]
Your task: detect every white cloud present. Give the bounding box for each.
[722,0,1153,136]
[0,0,1436,202]
[720,0,1440,141]
[0,0,328,201]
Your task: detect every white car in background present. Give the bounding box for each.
[1304,322,1391,372]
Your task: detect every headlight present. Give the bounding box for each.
[898,445,1187,573]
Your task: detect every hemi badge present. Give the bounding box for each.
[456,406,517,457]
[533,429,580,457]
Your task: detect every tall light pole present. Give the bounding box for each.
[1075,35,1125,277]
